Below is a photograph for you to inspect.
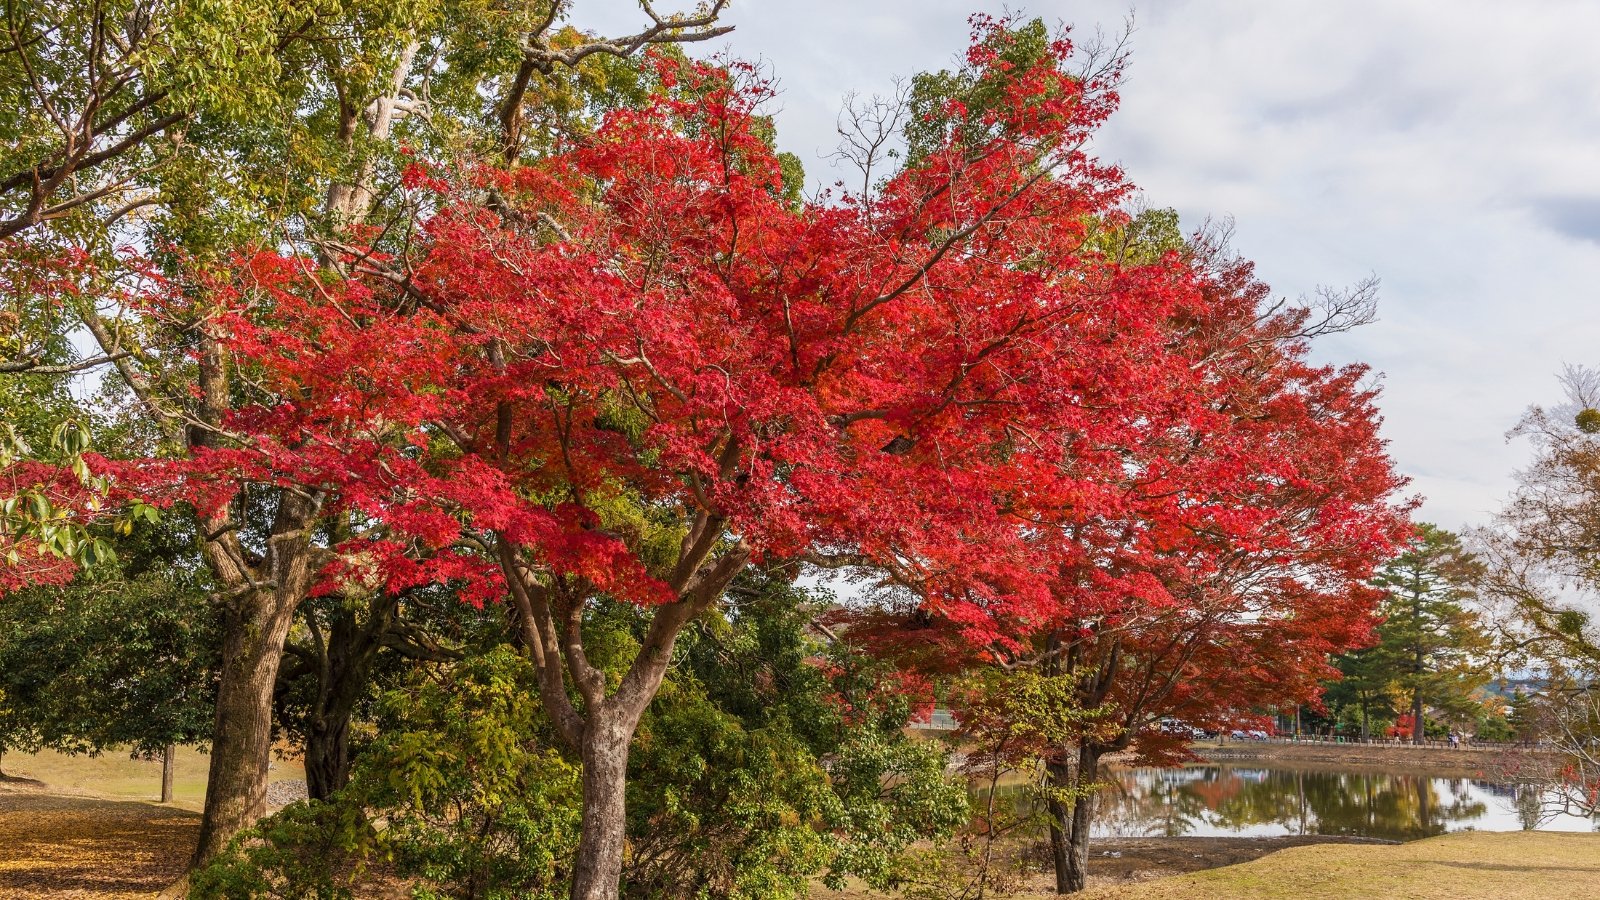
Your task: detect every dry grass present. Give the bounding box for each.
[1082,831,1600,900]
[2,747,210,809]
[0,746,304,810]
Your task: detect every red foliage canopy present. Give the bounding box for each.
[16,22,1407,734]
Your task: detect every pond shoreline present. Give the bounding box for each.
[1079,831,1600,899]
[1074,834,1400,888]
[1188,739,1558,776]
[811,835,1398,898]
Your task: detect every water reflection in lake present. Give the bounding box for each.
[1083,766,1598,839]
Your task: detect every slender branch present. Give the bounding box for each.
[0,351,130,374]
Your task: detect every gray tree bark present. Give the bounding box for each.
[1046,743,1102,894]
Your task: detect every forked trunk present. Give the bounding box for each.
[569,714,634,900]
[297,586,415,801]
[1045,743,1101,894]
[495,515,746,900]
[302,610,384,800]
[190,591,298,867]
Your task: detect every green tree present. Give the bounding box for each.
[272,576,511,802]
[0,515,218,798]
[901,16,1105,167]
[0,0,278,240]
[1370,524,1490,743]
[629,567,968,896]
[192,647,584,900]
[1323,643,1400,740]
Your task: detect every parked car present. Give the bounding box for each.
[1157,719,1206,739]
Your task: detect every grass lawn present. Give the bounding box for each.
[0,746,303,810]
[1082,831,1600,900]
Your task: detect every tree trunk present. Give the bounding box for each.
[1412,596,1426,745]
[161,744,176,803]
[569,714,634,900]
[301,607,384,801]
[1045,743,1101,894]
[189,589,299,867]
[496,514,747,900]
[1412,682,1425,745]
[1045,757,1073,892]
[1063,744,1099,893]
[324,42,419,228]
[303,710,352,801]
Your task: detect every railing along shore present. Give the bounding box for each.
[1215,734,1554,751]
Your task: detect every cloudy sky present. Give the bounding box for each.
[582,0,1600,530]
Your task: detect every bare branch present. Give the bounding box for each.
[0,350,130,374]
[831,80,911,201]
[524,0,734,72]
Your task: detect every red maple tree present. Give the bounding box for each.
[12,19,1409,899]
[849,243,1412,891]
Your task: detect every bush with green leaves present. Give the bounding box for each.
[621,569,968,897]
[195,570,968,900]
[193,647,582,900]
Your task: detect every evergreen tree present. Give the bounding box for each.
[1370,524,1490,743]
[1324,643,1399,739]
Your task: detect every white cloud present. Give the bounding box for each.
[578,0,1600,528]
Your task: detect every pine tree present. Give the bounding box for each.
[1371,524,1490,743]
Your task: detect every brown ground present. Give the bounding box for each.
[0,780,200,899]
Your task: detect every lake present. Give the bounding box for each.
[1086,765,1598,840]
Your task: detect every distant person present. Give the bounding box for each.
[1448,731,1460,749]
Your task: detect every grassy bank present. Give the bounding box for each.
[1083,831,1600,900]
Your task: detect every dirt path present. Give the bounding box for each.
[0,782,199,899]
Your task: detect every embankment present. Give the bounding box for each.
[1082,830,1600,900]
[1192,739,1556,774]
